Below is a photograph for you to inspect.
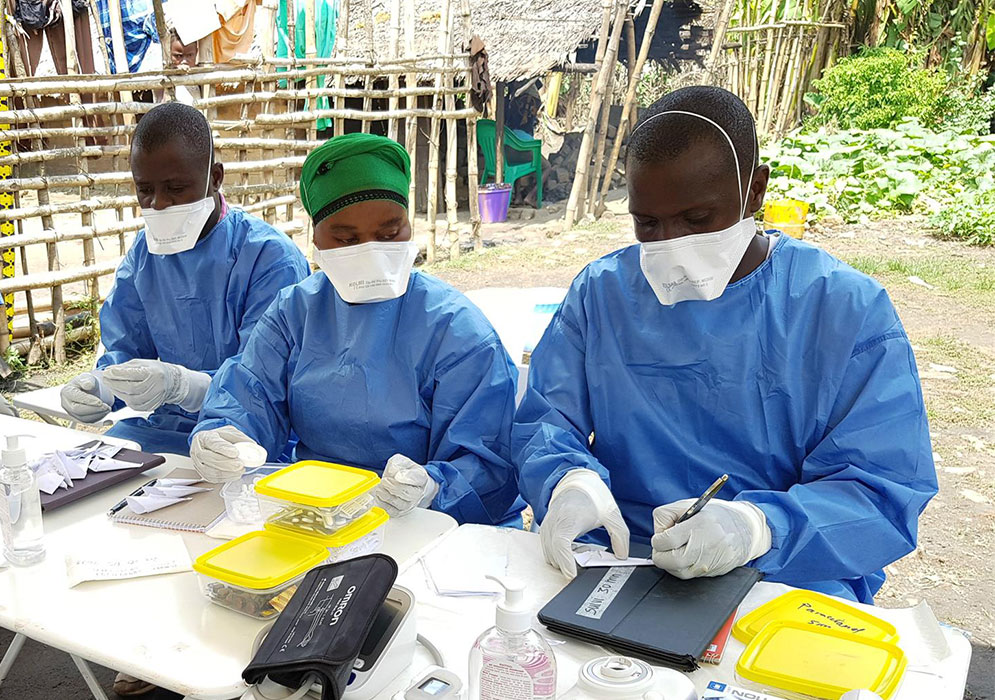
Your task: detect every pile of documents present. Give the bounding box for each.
[30,443,135,495]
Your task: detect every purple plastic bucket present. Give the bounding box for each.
[479,184,513,223]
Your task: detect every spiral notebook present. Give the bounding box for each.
[110,469,226,533]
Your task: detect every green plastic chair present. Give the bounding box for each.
[477,119,543,209]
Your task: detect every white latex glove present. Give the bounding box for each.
[651,498,772,579]
[60,371,114,423]
[190,426,260,483]
[375,454,439,518]
[540,469,630,579]
[101,359,211,412]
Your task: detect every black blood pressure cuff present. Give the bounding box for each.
[243,554,398,700]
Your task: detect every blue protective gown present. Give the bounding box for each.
[194,271,525,526]
[98,207,311,455]
[514,235,937,603]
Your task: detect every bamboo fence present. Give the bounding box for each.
[717,15,851,137]
[0,46,479,359]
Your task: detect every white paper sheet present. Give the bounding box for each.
[87,457,140,473]
[144,485,209,498]
[55,451,88,480]
[156,478,202,488]
[36,471,66,495]
[573,550,654,568]
[126,494,190,514]
[422,542,509,596]
[65,534,192,587]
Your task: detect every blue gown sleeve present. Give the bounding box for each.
[422,339,522,526]
[235,252,311,353]
[512,294,610,523]
[739,323,938,586]
[96,246,156,370]
[192,302,293,459]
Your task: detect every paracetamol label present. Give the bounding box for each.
[576,566,634,620]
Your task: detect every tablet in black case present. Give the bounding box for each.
[538,565,761,672]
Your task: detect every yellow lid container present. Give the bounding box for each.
[254,460,380,509]
[736,620,907,699]
[733,590,899,645]
[266,507,389,548]
[193,530,329,590]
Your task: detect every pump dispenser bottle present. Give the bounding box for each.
[468,575,556,700]
[1,435,45,565]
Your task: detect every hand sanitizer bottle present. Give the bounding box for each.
[468,575,556,700]
[0,435,45,566]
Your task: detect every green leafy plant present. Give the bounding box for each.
[763,118,995,244]
[805,48,951,130]
[931,190,995,245]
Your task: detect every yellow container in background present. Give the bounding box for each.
[764,198,809,239]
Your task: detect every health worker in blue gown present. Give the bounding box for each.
[189,133,524,526]
[60,102,311,455]
[513,86,938,603]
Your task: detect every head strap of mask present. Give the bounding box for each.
[630,109,754,219]
[204,133,215,200]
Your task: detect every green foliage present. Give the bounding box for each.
[931,190,995,246]
[2,348,25,376]
[852,0,992,76]
[805,49,950,130]
[763,119,995,244]
[940,79,995,135]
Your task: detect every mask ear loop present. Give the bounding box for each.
[630,109,755,220]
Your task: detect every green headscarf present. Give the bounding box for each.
[300,133,411,225]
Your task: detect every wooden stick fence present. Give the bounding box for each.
[0,49,481,357]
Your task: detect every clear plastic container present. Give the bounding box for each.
[193,530,330,619]
[220,468,282,525]
[254,461,380,537]
[265,507,389,563]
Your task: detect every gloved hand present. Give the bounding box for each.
[540,469,630,579]
[101,359,211,413]
[190,426,260,483]
[374,454,439,518]
[651,498,772,579]
[60,371,114,423]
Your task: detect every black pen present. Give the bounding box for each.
[675,474,729,524]
[107,478,158,516]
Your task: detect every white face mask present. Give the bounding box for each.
[634,110,758,305]
[314,240,418,304]
[141,155,216,256]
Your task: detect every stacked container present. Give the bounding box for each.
[195,460,390,617]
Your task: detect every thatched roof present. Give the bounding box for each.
[343,0,607,82]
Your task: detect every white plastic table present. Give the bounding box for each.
[388,525,973,700]
[0,416,458,700]
[463,287,566,405]
[10,385,148,428]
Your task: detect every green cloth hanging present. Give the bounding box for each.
[277,0,338,130]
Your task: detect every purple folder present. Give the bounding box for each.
[39,440,166,512]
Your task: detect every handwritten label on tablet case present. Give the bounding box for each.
[576,566,634,620]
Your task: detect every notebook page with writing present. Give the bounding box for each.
[111,469,226,533]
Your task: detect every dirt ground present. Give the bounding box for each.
[1,191,993,698]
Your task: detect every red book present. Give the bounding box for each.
[701,610,737,664]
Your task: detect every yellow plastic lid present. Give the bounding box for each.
[265,507,390,547]
[254,460,380,508]
[192,530,329,590]
[736,620,908,699]
[733,590,899,645]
